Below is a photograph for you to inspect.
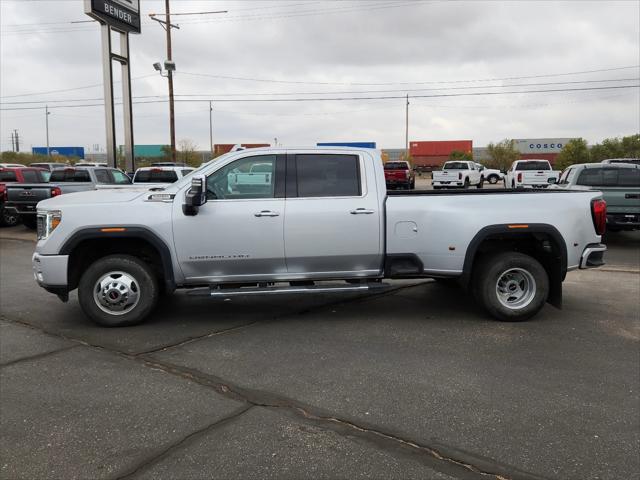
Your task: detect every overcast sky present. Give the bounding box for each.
[1,0,639,154]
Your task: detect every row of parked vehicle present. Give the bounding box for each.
[0,162,195,228]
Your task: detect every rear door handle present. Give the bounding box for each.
[350,208,375,215]
[254,210,280,217]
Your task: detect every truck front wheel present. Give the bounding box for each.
[78,254,159,327]
[473,252,548,322]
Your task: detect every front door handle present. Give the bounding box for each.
[350,208,375,215]
[255,210,280,217]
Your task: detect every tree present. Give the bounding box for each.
[590,134,640,162]
[555,138,590,170]
[177,139,201,167]
[448,150,472,161]
[485,139,520,171]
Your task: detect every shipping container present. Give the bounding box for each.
[214,143,270,156]
[317,142,377,149]
[411,155,450,170]
[409,140,472,157]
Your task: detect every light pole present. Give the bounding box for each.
[209,100,213,156]
[45,105,51,157]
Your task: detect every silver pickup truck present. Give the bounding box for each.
[32,147,607,327]
[5,166,132,228]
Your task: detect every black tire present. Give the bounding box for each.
[488,175,499,184]
[21,215,37,230]
[511,180,516,189]
[1,207,20,227]
[463,178,470,189]
[473,251,548,322]
[477,178,484,189]
[410,179,415,189]
[78,254,159,327]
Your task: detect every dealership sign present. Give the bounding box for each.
[84,0,141,33]
[515,138,575,154]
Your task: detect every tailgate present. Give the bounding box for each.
[6,184,52,212]
[521,171,551,184]
[602,188,640,213]
[385,170,407,180]
[432,171,456,181]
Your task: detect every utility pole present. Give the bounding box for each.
[14,129,19,153]
[45,105,51,157]
[209,100,213,156]
[165,0,177,163]
[10,132,15,152]
[405,94,409,157]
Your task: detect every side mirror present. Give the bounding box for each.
[183,176,207,216]
[547,177,557,184]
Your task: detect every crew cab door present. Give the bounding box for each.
[284,152,382,278]
[172,153,287,282]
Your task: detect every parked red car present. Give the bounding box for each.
[384,161,415,190]
[0,167,49,227]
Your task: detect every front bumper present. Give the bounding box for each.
[32,252,69,298]
[579,243,606,269]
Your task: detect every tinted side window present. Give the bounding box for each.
[0,171,17,182]
[296,154,361,197]
[94,169,111,183]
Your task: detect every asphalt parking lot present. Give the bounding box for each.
[1,224,638,480]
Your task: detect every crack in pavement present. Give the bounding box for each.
[113,404,254,480]
[1,280,547,480]
[0,344,79,368]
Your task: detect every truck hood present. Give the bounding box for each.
[38,188,148,209]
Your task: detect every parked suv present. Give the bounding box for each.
[551,163,640,231]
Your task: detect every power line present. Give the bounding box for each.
[180,65,640,86]
[1,84,638,111]
[2,77,638,105]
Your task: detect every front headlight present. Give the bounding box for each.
[37,210,62,240]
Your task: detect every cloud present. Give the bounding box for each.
[1,0,638,153]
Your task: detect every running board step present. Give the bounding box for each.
[186,282,391,297]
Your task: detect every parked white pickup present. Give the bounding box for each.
[505,160,559,189]
[432,161,483,189]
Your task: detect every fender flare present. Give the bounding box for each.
[59,226,176,291]
[459,223,567,308]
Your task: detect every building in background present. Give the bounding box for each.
[514,138,575,164]
[214,143,270,157]
[409,140,472,170]
[32,146,85,159]
[474,138,576,165]
[316,142,377,149]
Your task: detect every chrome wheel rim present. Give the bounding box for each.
[2,209,18,226]
[489,176,498,184]
[93,271,140,315]
[495,268,536,310]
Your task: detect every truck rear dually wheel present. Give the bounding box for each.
[78,255,159,327]
[474,252,548,322]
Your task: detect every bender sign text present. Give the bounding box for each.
[85,0,141,33]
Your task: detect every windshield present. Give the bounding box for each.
[516,161,551,171]
[443,162,468,170]
[384,162,409,170]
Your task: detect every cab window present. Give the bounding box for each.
[110,170,132,184]
[295,154,361,197]
[206,155,276,200]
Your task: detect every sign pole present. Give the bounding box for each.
[120,32,135,172]
[101,23,117,168]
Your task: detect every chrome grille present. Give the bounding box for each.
[36,214,45,240]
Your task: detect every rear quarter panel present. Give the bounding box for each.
[386,191,602,274]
